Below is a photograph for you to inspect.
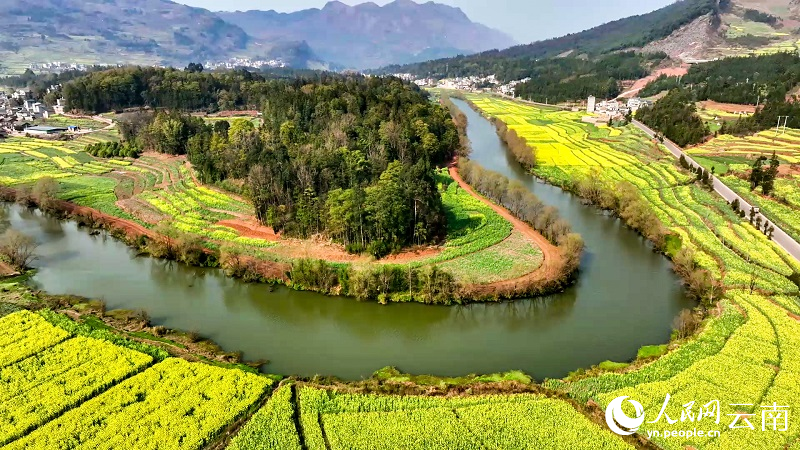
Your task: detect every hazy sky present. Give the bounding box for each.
[175,0,677,44]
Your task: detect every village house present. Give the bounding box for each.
[626,97,652,113]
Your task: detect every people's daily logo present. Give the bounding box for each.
[605,396,645,435]
[604,394,790,439]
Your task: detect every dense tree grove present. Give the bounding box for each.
[743,8,778,25]
[639,74,684,98]
[641,53,800,105]
[636,89,709,147]
[73,69,461,256]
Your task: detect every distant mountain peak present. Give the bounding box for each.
[322,1,349,11]
[219,0,515,69]
[387,0,418,7]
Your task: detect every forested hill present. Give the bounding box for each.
[637,53,800,139]
[62,68,460,257]
[378,0,717,79]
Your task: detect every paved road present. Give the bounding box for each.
[632,119,800,263]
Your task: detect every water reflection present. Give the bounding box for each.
[0,102,690,380]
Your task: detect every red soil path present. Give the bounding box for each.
[447,167,563,291]
[217,219,280,241]
[698,101,756,114]
[618,66,689,99]
[58,200,158,240]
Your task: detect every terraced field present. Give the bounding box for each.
[688,130,800,243]
[0,133,547,287]
[228,384,634,450]
[0,134,280,249]
[688,130,800,165]
[461,94,800,449]
[466,94,662,169]
[0,310,271,450]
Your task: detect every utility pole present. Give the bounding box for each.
[776,116,790,136]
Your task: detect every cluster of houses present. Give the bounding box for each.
[203,57,287,71]
[0,90,70,137]
[587,96,652,118]
[393,73,533,94]
[28,62,96,73]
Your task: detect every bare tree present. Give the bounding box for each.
[32,177,60,211]
[0,229,38,269]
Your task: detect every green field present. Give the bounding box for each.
[0,134,546,288]
[33,115,108,129]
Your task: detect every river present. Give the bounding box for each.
[0,99,691,380]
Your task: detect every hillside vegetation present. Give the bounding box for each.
[639,53,800,139]
[379,0,717,78]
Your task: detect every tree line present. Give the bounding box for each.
[636,89,709,147]
[73,69,462,257]
[458,158,584,278]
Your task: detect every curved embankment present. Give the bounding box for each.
[448,166,563,295]
[1,156,566,300]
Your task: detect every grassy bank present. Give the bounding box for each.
[463,93,800,449]
[1,129,574,303]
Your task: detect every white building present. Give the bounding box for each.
[587,96,596,113]
[53,98,66,115]
[626,97,651,112]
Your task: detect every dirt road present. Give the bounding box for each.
[448,166,564,291]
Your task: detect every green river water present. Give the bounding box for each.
[1,99,691,379]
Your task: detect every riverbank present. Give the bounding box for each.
[456,93,800,449]
[0,107,690,380]
[0,275,265,373]
[0,146,575,303]
[0,292,661,449]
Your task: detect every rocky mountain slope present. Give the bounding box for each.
[218,0,516,70]
[379,0,719,76]
[643,0,800,62]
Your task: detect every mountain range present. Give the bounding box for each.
[0,0,319,74]
[217,0,515,70]
[1,0,796,77]
[0,0,513,74]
